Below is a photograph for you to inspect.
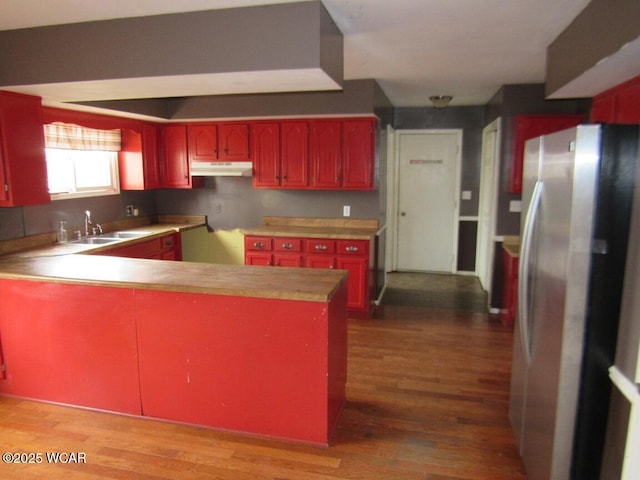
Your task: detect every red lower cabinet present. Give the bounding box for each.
[94,233,182,260]
[245,235,374,318]
[501,249,519,326]
[0,280,141,414]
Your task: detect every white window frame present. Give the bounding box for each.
[46,148,121,201]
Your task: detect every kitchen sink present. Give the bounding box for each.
[101,231,151,239]
[70,237,121,245]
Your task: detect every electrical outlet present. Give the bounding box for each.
[343,205,351,217]
[125,205,134,216]
[215,203,222,214]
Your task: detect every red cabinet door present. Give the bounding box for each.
[306,255,336,269]
[616,84,640,123]
[591,95,617,123]
[252,122,281,187]
[310,120,341,189]
[274,253,303,267]
[510,114,583,193]
[336,256,368,310]
[119,125,160,190]
[218,123,249,161]
[161,125,192,188]
[246,252,272,266]
[142,124,161,189]
[0,91,50,206]
[188,125,218,162]
[280,121,309,188]
[342,119,375,190]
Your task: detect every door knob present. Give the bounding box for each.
[401,212,406,216]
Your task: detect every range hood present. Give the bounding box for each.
[190,161,253,177]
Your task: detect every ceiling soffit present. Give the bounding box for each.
[0,1,343,103]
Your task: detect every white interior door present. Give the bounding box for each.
[476,118,501,293]
[395,130,461,272]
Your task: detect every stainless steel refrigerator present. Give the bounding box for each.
[599,145,640,479]
[509,124,640,480]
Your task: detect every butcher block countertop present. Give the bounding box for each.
[503,236,520,258]
[0,255,346,302]
[242,216,380,239]
[0,215,347,302]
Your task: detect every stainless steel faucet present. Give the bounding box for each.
[84,210,92,237]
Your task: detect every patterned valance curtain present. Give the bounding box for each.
[44,122,121,151]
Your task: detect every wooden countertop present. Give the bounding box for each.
[0,255,346,302]
[13,223,204,258]
[242,216,380,240]
[503,236,520,258]
[0,216,347,302]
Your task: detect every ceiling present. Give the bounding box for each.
[0,0,593,107]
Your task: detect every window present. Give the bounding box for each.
[44,122,121,200]
[46,149,120,199]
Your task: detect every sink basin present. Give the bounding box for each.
[101,231,151,239]
[70,237,120,245]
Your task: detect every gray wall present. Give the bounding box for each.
[155,179,380,230]
[546,0,640,97]
[0,191,155,241]
[0,1,343,98]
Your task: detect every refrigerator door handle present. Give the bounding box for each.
[518,180,544,364]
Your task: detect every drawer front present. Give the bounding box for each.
[337,239,368,256]
[161,234,175,250]
[306,238,335,254]
[273,237,302,252]
[245,236,272,251]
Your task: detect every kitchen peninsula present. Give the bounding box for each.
[0,220,348,446]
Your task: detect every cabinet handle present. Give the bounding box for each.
[314,244,328,250]
[282,243,294,249]
[345,246,359,252]
[253,241,265,248]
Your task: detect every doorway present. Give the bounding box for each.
[475,119,501,302]
[392,130,462,273]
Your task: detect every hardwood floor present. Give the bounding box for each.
[0,273,525,479]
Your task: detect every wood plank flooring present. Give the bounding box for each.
[0,273,525,479]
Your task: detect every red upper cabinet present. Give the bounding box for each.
[509,114,583,193]
[342,118,376,190]
[280,121,309,188]
[160,125,193,189]
[119,124,160,190]
[0,91,50,207]
[188,123,249,163]
[142,125,161,189]
[252,122,280,188]
[310,120,342,189]
[252,117,376,191]
[219,123,250,161]
[591,74,640,124]
[188,125,218,162]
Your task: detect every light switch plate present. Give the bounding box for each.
[509,200,522,213]
[343,205,351,217]
[461,190,472,200]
